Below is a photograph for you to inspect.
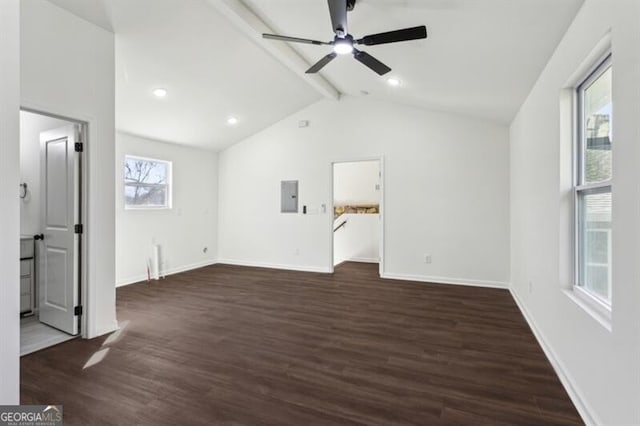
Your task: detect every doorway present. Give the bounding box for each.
[19,109,86,356]
[330,158,383,275]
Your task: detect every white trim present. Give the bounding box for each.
[217,259,331,274]
[116,276,150,288]
[573,51,613,306]
[116,259,218,287]
[346,257,378,264]
[330,157,385,276]
[510,288,600,426]
[380,272,508,289]
[575,181,612,193]
[563,31,612,89]
[123,155,173,210]
[21,103,94,340]
[563,288,612,332]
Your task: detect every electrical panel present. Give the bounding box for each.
[281,180,298,213]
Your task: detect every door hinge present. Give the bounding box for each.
[74,224,83,234]
[75,142,84,152]
[74,305,83,316]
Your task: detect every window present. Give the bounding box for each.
[575,55,612,304]
[124,155,172,209]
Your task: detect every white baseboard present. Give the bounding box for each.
[381,272,509,289]
[116,274,148,288]
[333,257,378,266]
[217,258,332,274]
[509,288,599,426]
[347,257,379,263]
[116,259,217,288]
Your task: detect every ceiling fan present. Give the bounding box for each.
[262,0,427,76]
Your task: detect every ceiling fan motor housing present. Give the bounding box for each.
[335,34,354,44]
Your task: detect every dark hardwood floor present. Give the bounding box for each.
[21,262,582,425]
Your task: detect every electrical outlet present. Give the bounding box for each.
[294,248,300,256]
[424,254,432,264]
[528,281,533,293]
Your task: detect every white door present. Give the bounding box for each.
[38,125,80,335]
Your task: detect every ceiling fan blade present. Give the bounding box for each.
[306,52,338,74]
[356,25,427,46]
[328,0,348,36]
[263,34,331,46]
[353,49,392,75]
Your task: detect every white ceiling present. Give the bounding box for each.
[47,0,322,150]
[46,0,584,150]
[245,0,584,124]
[45,0,114,32]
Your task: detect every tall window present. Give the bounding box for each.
[124,155,172,209]
[575,55,612,304]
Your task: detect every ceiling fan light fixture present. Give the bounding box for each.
[333,39,354,55]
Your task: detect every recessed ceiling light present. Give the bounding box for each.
[227,116,239,126]
[153,88,168,98]
[386,77,402,87]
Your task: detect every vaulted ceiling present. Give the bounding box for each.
[46,0,584,150]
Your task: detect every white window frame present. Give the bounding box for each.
[124,155,173,210]
[573,54,612,308]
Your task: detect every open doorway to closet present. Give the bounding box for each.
[19,109,86,355]
[330,159,384,275]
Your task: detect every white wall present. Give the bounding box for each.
[19,111,70,236]
[509,1,640,424]
[0,0,21,406]
[115,132,218,286]
[334,160,380,206]
[21,0,117,338]
[333,214,379,265]
[218,97,510,286]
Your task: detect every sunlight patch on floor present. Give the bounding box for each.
[83,348,110,369]
[102,320,130,346]
[82,320,131,369]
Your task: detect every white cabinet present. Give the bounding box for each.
[20,237,35,316]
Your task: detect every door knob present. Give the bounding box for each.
[34,234,44,241]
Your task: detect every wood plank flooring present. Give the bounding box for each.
[21,262,582,425]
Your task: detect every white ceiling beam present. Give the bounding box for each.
[207,0,340,101]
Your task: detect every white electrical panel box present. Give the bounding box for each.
[281,180,299,213]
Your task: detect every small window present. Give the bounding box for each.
[124,155,172,209]
[575,55,612,304]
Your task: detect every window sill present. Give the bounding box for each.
[563,287,612,332]
[124,206,172,211]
